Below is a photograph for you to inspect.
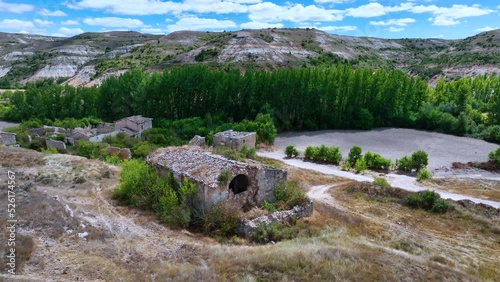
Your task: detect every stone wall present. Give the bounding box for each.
[46,139,66,151]
[256,167,288,204]
[213,130,256,150]
[238,199,314,237]
[0,132,16,146]
[108,147,132,160]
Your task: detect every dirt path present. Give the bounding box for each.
[259,151,500,209]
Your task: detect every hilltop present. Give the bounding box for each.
[0,28,499,87]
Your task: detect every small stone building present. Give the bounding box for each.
[115,115,153,137]
[146,146,287,211]
[213,130,256,151]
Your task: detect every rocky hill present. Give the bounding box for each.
[0,28,499,87]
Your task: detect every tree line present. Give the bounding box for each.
[4,64,500,143]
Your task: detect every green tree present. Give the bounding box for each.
[347,145,362,167]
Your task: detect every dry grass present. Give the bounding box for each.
[425,178,500,201]
[0,147,45,167]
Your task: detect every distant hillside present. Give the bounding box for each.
[0,28,499,87]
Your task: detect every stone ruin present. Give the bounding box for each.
[213,130,256,151]
[0,132,16,146]
[189,135,206,147]
[107,147,132,160]
[146,146,287,211]
[45,139,66,151]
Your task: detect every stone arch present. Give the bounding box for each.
[229,174,249,194]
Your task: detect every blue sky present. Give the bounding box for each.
[0,0,498,39]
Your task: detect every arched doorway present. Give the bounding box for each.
[229,174,249,194]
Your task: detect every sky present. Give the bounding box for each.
[0,0,498,39]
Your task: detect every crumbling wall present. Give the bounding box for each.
[0,132,16,146]
[256,167,288,204]
[46,139,66,151]
[107,147,132,160]
[238,199,314,236]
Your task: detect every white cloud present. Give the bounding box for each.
[346,2,413,18]
[62,20,80,25]
[369,18,415,26]
[318,25,357,32]
[65,0,250,15]
[387,27,404,32]
[167,16,237,32]
[0,19,35,30]
[53,27,85,37]
[240,21,284,29]
[314,0,352,3]
[475,26,499,32]
[38,8,67,17]
[411,4,494,26]
[0,1,34,13]
[83,17,145,28]
[140,27,165,34]
[248,3,343,23]
[34,19,54,26]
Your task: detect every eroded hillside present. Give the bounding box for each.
[0,28,499,87]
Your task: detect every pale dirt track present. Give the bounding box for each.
[274,128,499,170]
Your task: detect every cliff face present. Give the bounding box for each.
[0,28,499,86]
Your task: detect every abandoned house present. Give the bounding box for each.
[146,146,287,210]
[213,130,256,151]
[115,115,153,138]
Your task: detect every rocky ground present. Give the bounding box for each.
[0,147,498,281]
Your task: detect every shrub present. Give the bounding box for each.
[373,177,390,188]
[325,146,342,164]
[132,141,155,159]
[304,146,314,159]
[411,150,429,171]
[416,168,432,182]
[207,202,242,236]
[104,154,122,165]
[261,200,277,212]
[284,145,299,158]
[405,190,448,213]
[251,222,298,244]
[112,159,153,207]
[75,140,107,159]
[41,147,58,154]
[354,158,367,173]
[347,145,362,167]
[489,147,500,165]
[364,151,391,170]
[274,181,307,209]
[217,170,232,187]
[240,146,256,159]
[395,156,413,172]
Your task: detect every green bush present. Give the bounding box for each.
[274,181,307,209]
[240,146,256,159]
[347,145,362,167]
[416,168,432,182]
[373,177,390,188]
[354,158,367,173]
[405,190,448,213]
[284,145,299,158]
[304,146,314,159]
[261,200,277,212]
[132,141,155,159]
[104,154,123,165]
[325,146,342,164]
[411,150,428,171]
[251,222,298,244]
[395,156,413,172]
[41,147,58,154]
[75,140,107,159]
[364,151,391,170]
[207,202,242,236]
[217,170,232,187]
[489,147,500,164]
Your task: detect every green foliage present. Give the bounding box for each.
[303,145,342,164]
[206,202,241,236]
[364,151,391,170]
[354,158,367,173]
[214,147,244,161]
[132,141,155,159]
[112,160,153,207]
[103,132,138,148]
[489,147,500,164]
[347,146,362,168]
[372,177,390,188]
[261,200,277,212]
[240,146,256,159]
[284,145,299,158]
[416,168,432,182]
[41,147,58,154]
[104,154,123,165]
[217,170,232,187]
[324,146,342,164]
[194,48,220,62]
[251,222,299,244]
[304,146,314,159]
[411,150,429,171]
[274,181,307,209]
[75,140,107,159]
[405,190,448,213]
[395,156,413,172]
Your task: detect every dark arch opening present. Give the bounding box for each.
[229,174,249,194]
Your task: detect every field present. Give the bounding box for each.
[0,147,498,281]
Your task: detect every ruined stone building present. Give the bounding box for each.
[213,130,256,151]
[0,132,16,146]
[147,146,287,210]
[115,115,153,138]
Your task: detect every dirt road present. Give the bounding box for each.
[259,150,500,209]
